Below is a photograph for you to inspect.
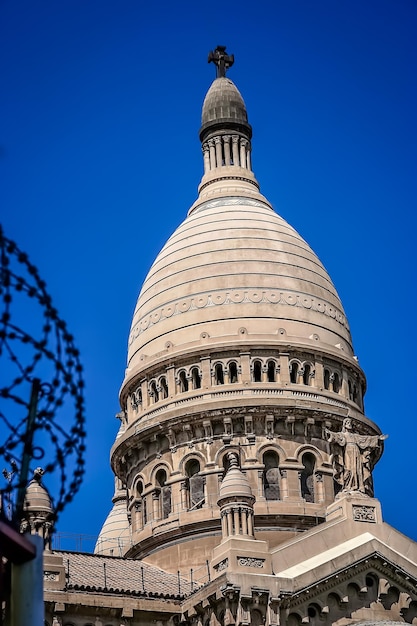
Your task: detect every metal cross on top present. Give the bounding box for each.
[208,45,234,78]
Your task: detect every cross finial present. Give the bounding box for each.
[208,45,234,78]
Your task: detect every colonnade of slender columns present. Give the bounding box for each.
[221,505,254,538]
[202,134,251,172]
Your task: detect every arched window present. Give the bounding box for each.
[156,469,171,519]
[303,364,312,386]
[253,360,262,382]
[160,377,168,399]
[348,380,353,400]
[178,370,189,392]
[267,360,276,382]
[185,459,205,509]
[290,361,299,383]
[150,381,159,403]
[214,363,224,385]
[353,383,359,404]
[324,369,330,390]
[250,610,264,626]
[333,372,340,393]
[130,387,142,410]
[263,451,280,500]
[228,361,238,383]
[191,367,201,389]
[137,480,146,526]
[300,453,315,502]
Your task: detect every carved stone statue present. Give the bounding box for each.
[325,418,387,497]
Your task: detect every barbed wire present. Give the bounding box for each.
[0,225,86,525]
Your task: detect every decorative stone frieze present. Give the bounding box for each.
[353,505,377,522]
[236,556,264,568]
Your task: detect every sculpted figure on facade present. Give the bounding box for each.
[325,418,387,497]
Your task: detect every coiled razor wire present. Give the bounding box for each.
[0,225,86,525]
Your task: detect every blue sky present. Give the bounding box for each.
[1,0,416,544]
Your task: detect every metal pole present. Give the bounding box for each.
[15,379,40,523]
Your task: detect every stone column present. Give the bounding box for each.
[246,145,252,170]
[208,139,216,169]
[315,359,324,389]
[201,355,211,389]
[227,509,233,536]
[215,136,222,167]
[152,491,160,521]
[267,599,280,626]
[280,469,289,499]
[202,143,210,173]
[342,369,349,399]
[221,510,228,537]
[180,480,189,511]
[241,508,248,535]
[232,135,239,165]
[133,500,142,532]
[240,352,251,384]
[223,135,231,165]
[247,510,254,536]
[315,473,323,503]
[233,507,240,534]
[166,365,175,399]
[140,378,148,409]
[240,139,247,169]
[279,353,290,384]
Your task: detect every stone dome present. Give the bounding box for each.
[218,454,254,501]
[24,472,53,516]
[95,478,131,556]
[201,77,250,129]
[94,498,131,556]
[125,197,353,381]
[123,72,353,387]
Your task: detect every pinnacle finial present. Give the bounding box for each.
[208,45,234,78]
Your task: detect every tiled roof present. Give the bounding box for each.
[55,550,196,598]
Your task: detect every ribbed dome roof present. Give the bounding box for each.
[94,498,131,556]
[126,198,352,375]
[122,61,355,392]
[201,77,248,125]
[95,479,131,556]
[219,455,254,501]
[24,475,53,515]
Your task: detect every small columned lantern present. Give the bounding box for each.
[211,452,272,576]
[218,452,256,540]
[21,468,55,550]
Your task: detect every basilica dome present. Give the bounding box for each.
[126,197,352,379]
[124,70,354,390]
[102,50,372,567]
